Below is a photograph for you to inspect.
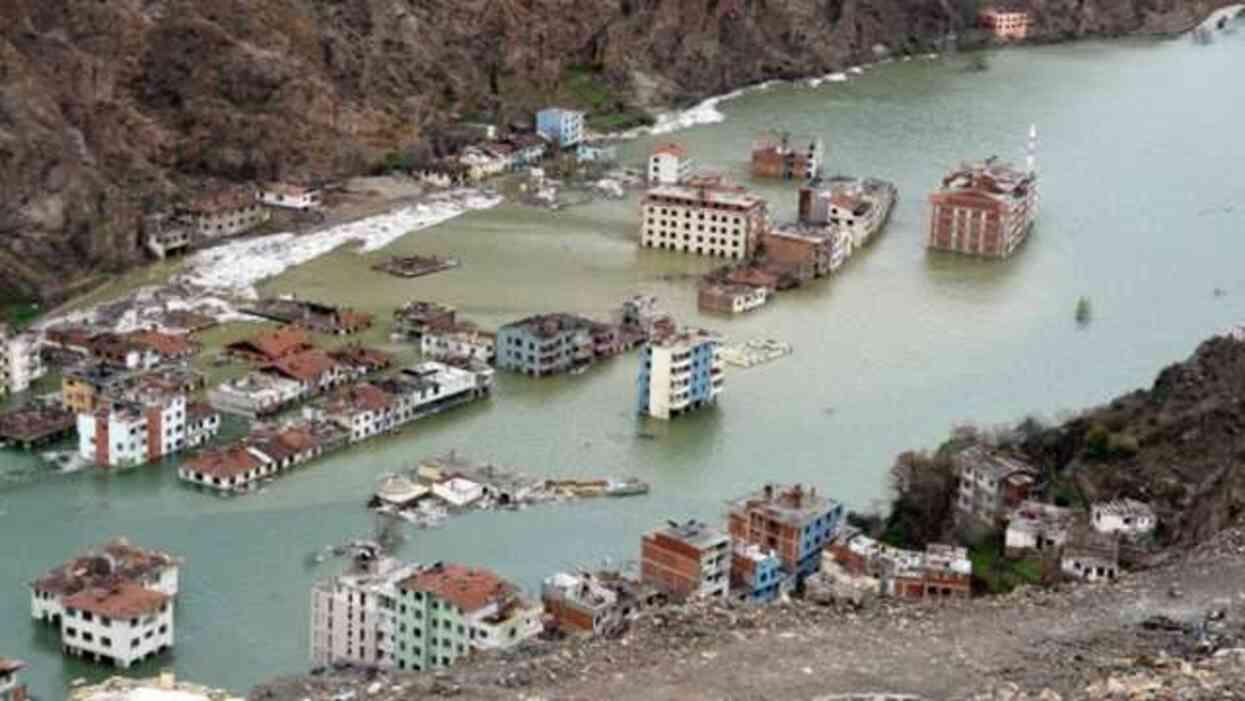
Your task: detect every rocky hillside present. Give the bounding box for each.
[0,0,1226,300]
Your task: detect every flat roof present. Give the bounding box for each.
[399,563,513,613]
[647,519,729,550]
[728,484,840,527]
[645,183,766,210]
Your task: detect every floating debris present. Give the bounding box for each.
[1076,297,1093,326]
[372,254,461,279]
[720,338,793,368]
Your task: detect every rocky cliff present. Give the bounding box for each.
[0,0,1225,300]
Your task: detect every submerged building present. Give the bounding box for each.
[751,132,824,180]
[640,176,768,260]
[636,328,723,420]
[927,128,1039,258]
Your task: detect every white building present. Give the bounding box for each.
[61,584,174,668]
[208,372,305,418]
[258,183,322,210]
[637,329,724,420]
[421,326,496,365]
[1,330,45,395]
[77,393,215,468]
[30,539,180,648]
[1091,499,1156,538]
[648,144,693,185]
[431,477,484,507]
[1004,500,1076,557]
[952,444,1038,527]
[309,553,423,669]
[640,178,768,260]
[322,362,493,444]
[459,147,509,181]
[698,283,769,315]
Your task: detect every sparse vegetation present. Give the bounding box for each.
[969,538,1045,594]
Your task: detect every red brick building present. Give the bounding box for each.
[640,520,730,600]
[927,157,1038,259]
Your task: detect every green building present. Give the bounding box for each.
[393,563,542,671]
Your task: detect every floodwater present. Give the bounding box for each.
[3,34,1245,697]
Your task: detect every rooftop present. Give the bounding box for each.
[728,483,840,527]
[938,157,1035,200]
[1008,500,1077,533]
[64,582,169,618]
[652,143,689,158]
[1093,498,1155,519]
[645,180,766,211]
[399,563,514,613]
[502,312,597,339]
[647,519,729,550]
[263,349,338,382]
[127,330,197,358]
[394,301,456,321]
[768,221,839,241]
[324,382,394,414]
[954,444,1038,481]
[32,538,179,597]
[228,326,314,361]
[650,327,721,349]
[189,188,256,214]
[183,445,266,480]
[329,345,394,370]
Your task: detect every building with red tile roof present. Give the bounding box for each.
[226,326,315,364]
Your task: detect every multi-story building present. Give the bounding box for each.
[648,143,693,185]
[421,324,496,365]
[207,371,305,418]
[142,213,194,260]
[823,529,972,600]
[636,328,723,420]
[30,539,179,632]
[392,564,542,672]
[1004,500,1076,558]
[640,520,731,600]
[979,7,1033,40]
[1060,526,1119,582]
[751,133,824,180]
[321,363,493,443]
[541,571,663,637]
[797,176,897,249]
[0,659,26,701]
[262,349,348,397]
[726,483,844,578]
[62,364,132,414]
[85,333,161,371]
[60,583,174,668]
[188,189,270,240]
[730,543,792,604]
[225,326,315,364]
[697,282,769,315]
[1,330,45,395]
[495,313,599,376]
[393,301,457,340]
[77,391,218,468]
[309,550,423,669]
[762,223,846,279]
[535,108,585,149]
[928,152,1038,259]
[640,176,768,260]
[952,444,1038,528]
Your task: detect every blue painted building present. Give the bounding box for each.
[730,543,794,604]
[637,329,723,420]
[727,484,845,579]
[536,108,585,149]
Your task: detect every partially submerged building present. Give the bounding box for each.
[727,483,845,578]
[243,298,373,336]
[697,283,769,315]
[393,563,542,671]
[29,539,181,668]
[751,132,824,180]
[640,176,768,260]
[953,444,1038,528]
[178,421,345,493]
[761,223,849,280]
[797,175,897,249]
[648,143,693,185]
[640,519,731,600]
[0,404,75,450]
[77,389,220,469]
[928,136,1038,259]
[496,313,621,376]
[309,549,423,669]
[421,324,497,365]
[636,328,724,420]
[188,189,270,240]
[226,326,315,364]
[393,301,457,340]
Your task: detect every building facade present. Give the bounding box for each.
[727,484,844,578]
[730,543,792,604]
[392,564,542,672]
[495,313,598,376]
[648,144,693,185]
[636,329,723,420]
[258,183,322,210]
[697,283,769,315]
[309,552,422,669]
[535,108,585,148]
[1,331,45,395]
[1091,499,1156,538]
[751,134,824,180]
[188,190,271,239]
[1004,500,1075,558]
[928,156,1038,258]
[979,8,1033,39]
[953,444,1038,528]
[421,326,496,365]
[640,177,768,260]
[797,176,898,249]
[60,585,174,668]
[77,392,217,468]
[640,520,731,600]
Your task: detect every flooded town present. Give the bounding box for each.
[2,3,1245,700]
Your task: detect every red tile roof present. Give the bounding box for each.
[329,345,394,371]
[229,326,314,362]
[128,330,198,358]
[184,446,265,480]
[264,349,338,382]
[652,143,688,158]
[64,583,170,619]
[399,564,513,613]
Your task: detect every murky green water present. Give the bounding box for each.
[4,36,1245,697]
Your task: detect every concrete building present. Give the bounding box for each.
[577,141,617,163]
[309,549,423,669]
[85,333,161,371]
[640,176,768,260]
[225,326,315,364]
[979,7,1033,39]
[77,391,218,468]
[751,132,824,180]
[730,543,792,604]
[928,149,1038,259]
[143,214,194,260]
[824,529,972,600]
[30,539,180,625]
[648,143,693,185]
[1061,526,1120,582]
[535,108,585,149]
[67,673,241,701]
[1091,499,1156,538]
[393,563,542,672]
[697,283,769,315]
[0,659,25,701]
[636,328,723,420]
[0,329,44,395]
[178,445,270,493]
[258,183,322,210]
[319,363,493,444]
[208,371,305,418]
[953,444,1038,528]
[421,325,496,365]
[188,189,270,239]
[263,349,348,397]
[797,176,898,249]
[178,421,345,493]
[618,295,673,339]
[762,223,848,279]
[727,483,845,578]
[495,313,608,377]
[60,584,174,668]
[541,571,661,636]
[63,364,132,414]
[1005,500,1076,558]
[431,477,484,507]
[640,520,731,600]
[393,301,457,340]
